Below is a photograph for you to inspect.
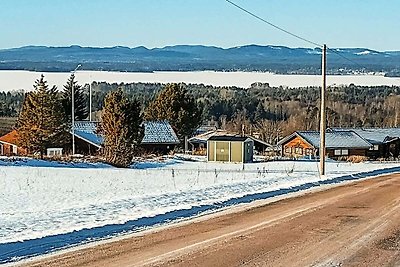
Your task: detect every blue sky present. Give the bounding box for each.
[0,0,398,50]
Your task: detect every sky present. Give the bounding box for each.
[0,0,399,51]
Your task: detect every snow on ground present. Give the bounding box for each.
[0,157,399,247]
[1,70,400,92]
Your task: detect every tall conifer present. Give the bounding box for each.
[100,89,144,167]
[61,74,88,122]
[17,75,68,157]
[144,83,202,141]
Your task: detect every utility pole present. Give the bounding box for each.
[72,64,81,156]
[320,44,327,175]
[89,81,92,121]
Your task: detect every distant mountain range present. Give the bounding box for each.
[1,45,399,76]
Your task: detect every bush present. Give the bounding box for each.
[347,155,369,163]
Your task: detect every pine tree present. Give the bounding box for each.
[17,75,68,158]
[100,89,144,167]
[144,83,202,141]
[61,74,88,122]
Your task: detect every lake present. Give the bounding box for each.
[0,70,399,92]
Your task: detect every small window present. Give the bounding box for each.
[374,145,379,151]
[334,149,341,156]
[341,149,349,155]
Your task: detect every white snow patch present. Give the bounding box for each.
[1,70,400,93]
[0,158,399,244]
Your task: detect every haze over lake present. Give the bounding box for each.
[0,70,399,92]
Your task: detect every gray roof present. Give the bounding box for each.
[279,130,372,149]
[141,121,180,145]
[331,128,400,145]
[208,135,252,142]
[73,121,103,148]
[72,120,179,147]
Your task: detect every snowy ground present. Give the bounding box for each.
[1,70,400,92]
[0,157,399,263]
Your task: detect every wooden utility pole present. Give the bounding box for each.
[320,44,327,175]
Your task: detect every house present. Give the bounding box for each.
[141,121,180,154]
[71,120,179,155]
[207,135,254,163]
[0,130,27,156]
[278,130,372,159]
[72,121,103,155]
[330,128,400,159]
[189,129,272,155]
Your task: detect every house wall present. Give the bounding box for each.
[0,142,26,156]
[282,136,314,157]
[327,148,367,158]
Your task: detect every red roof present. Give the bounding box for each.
[0,130,19,145]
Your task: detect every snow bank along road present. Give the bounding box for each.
[21,173,400,267]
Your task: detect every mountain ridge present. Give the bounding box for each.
[1,44,399,76]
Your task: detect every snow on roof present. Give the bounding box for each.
[331,128,400,145]
[189,129,235,144]
[73,120,180,146]
[279,130,372,149]
[208,135,251,142]
[141,121,180,145]
[73,121,103,148]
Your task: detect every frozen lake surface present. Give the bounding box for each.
[0,70,400,92]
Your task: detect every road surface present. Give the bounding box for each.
[21,173,400,267]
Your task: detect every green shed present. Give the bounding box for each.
[207,136,254,163]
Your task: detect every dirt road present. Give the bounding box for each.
[22,173,400,267]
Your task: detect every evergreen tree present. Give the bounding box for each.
[17,75,68,157]
[100,89,144,167]
[61,74,88,122]
[144,83,202,141]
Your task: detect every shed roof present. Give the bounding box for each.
[279,130,372,149]
[208,135,251,142]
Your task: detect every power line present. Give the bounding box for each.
[225,0,368,70]
[225,0,322,48]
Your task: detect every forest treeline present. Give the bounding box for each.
[1,82,399,144]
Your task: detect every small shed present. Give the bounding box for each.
[207,135,253,163]
[141,121,180,154]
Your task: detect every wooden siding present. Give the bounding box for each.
[282,136,314,157]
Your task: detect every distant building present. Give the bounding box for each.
[71,120,179,155]
[190,130,272,155]
[330,128,400,159]
[278,131,372,159]
[141,121,180,154]
[0,130,27,156]
[207,135,254,163]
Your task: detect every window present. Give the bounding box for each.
[334,149,349,156]
[374,145,379,151]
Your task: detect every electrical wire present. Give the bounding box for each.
[225,0,322,48]
[225,0,369,71]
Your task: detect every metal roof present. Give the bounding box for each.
[208,135,252,142]
[73,121,103,148]
[279,130,372,149]
[141,121,180,145]
[331,128,400,145]
[72,120,180,147]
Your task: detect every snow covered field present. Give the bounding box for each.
[1,70,400,92]
[1,158,400,249]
